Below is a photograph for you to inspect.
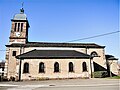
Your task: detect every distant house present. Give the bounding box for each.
[4,8,119,81]
[0,61,5,76]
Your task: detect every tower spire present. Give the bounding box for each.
[20,2,24,14]
[22,2,24,8]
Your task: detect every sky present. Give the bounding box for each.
[0,0,119,61]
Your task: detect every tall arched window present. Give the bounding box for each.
[39,62,45,73]
[69,62,74,72]
[23,62,29,73]
[21,23,23,32]
[18,23,20,32]
[82,62,87,72]
[14,23,17,31]
[91,51,98,57]
[54,62,59,72]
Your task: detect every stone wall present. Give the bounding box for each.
[20,58,91,80]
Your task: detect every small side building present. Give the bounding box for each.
[106,55,119,76]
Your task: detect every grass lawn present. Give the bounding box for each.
[108,76,120,79]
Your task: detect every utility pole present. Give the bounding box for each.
[90,57,94,78]
[18,45,22,81]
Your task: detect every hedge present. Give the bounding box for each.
[93,71,108,78]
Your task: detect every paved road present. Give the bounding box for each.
[0,78,119,90]
[35,85,118,90]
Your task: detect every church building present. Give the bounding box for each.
[4,8,118,81]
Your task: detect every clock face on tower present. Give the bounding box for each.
[15,32,21,37]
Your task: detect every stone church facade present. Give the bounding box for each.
[4,8,118,81]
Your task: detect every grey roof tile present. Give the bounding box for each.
[16,49,91,59]
[6,42,105,48]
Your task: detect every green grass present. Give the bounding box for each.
[108,76,120,79]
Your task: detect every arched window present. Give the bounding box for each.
[14,23,17,31]
[18,23,20,32]
[23,63,29,73]
[69,62,74,72]
[54,62,59,72]
[91,51,98,57]
[82,62,87,72]
[39,62,45,73]
[21,23,23,32]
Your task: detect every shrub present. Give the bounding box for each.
[93,71,108,78]
[0,76,8,81]
[10,76,15,81]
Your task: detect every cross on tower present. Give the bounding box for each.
[22,2,24,8]
[20,2,24,13]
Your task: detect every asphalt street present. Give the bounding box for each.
[0,78,119,90]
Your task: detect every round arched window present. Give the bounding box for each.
[39,62,45,73]
[23,62,29,73]
[54,62,59,72]
[69,62,74,72]
[82,62,87,72]
[91,51,98,57]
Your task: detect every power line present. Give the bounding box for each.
[0,50,6,51]
[0,30,119,51]
[65,30,120,43]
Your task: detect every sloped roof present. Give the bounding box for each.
[6,42,105,48]
[16,49,91,59]
[105,55,118,60]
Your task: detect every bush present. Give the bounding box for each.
[10,76,15,81]
[0,76,8,81]
[2,76,8,81]
[93,71,108,78]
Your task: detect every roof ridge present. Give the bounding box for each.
[27,41,97,44]
[6,42,105,48]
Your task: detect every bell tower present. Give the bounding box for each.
[9,8,29,44]
[4,6,30,80]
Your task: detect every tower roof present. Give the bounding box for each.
[13,8,27,20]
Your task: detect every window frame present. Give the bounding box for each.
[54,62,60,73]
[21,23,23,32]
[18,23,20,32]
[14,23,17,32]
[82,62,87,72]
[12,51,16,56]
[39,62,45,73]
[69,62,74,72]
[91,51,98,57]
[23,62,29,73]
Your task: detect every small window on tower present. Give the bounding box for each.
[12,51,16,56]
[21,23,23,32]
[18,23,20,31]
[14,23,17,31]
